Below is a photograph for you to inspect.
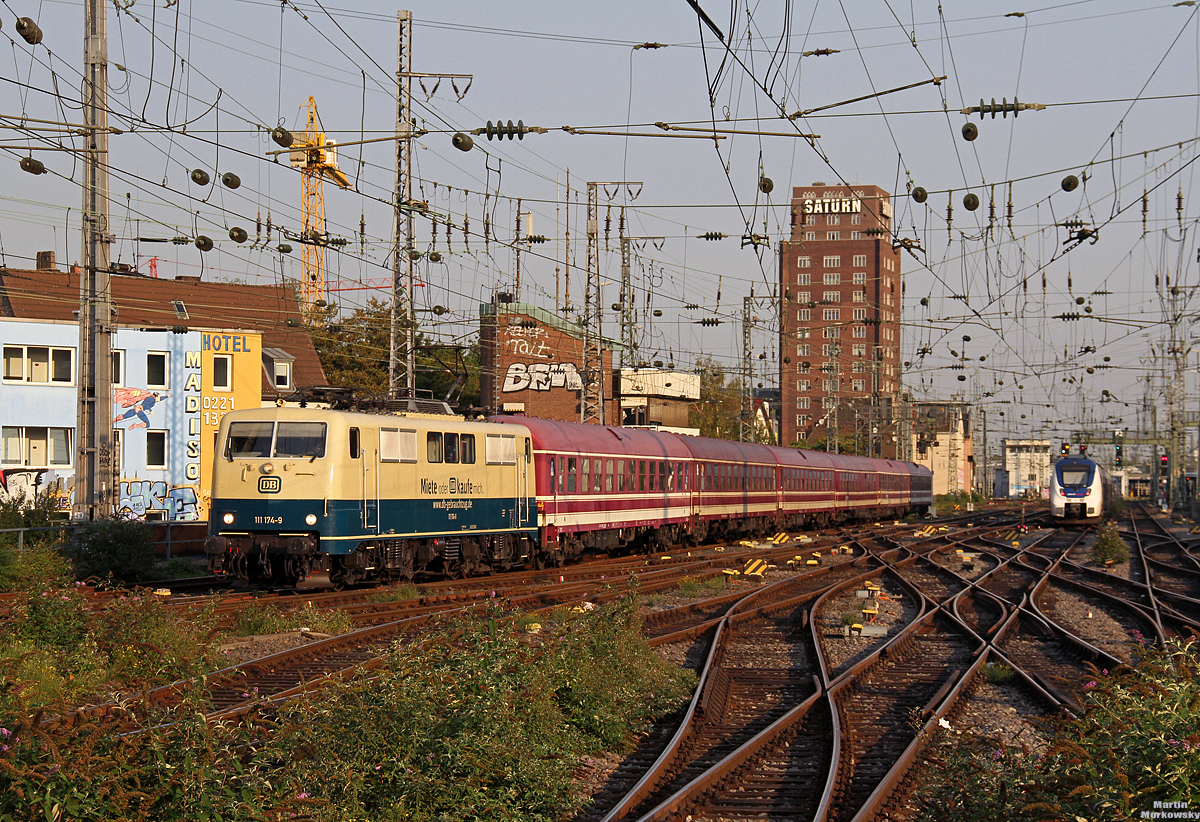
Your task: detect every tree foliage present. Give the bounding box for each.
[688,356,744,441]
[311,299,481,407]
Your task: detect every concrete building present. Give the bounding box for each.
[908,401,974,496]
[0,257,326,520]
[778,183,902,452]
[1001,438,1053,498]
[619,368,699,434]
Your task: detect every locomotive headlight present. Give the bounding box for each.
[305,514,317,526]
[222,513,234,525]
[261,462,276,474]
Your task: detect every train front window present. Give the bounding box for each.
[226,421,274,457]
[275,423,326,458]
[1059,465,1092,486]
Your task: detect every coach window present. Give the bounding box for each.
[349,427,360,459]
[558,456,565,492]
[635,460,643,492]
[444,433,459,463]
[427,432,443,463]
[582,458,590,494]
[461,434,476,464]
[525,438,531,463]
[604,459,613,493]
[567,457,577,492]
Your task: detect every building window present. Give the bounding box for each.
[146,352,168,388]
[822,344,835,356]
[797,328,811,339]
[823,255,840,268]
[823,308,840,321]
[798,380,811,392]
[827,232,840,241]
[797,255,810,268]
[853,271,866,284]
[852,291,865,303]
[2,346,74,384]
[213,355,232,391]
[827,214,840,225]
[799,361,811,373]
[803,231,815,241]
[852,344,866,356]
[798,414,811,427]
[852,308,867,320]
[798,397,810,409]
[823,272,840,285]
[146,430,167,469]
[822,326,839,338]
[852,379,865,392]
[822,291,839,303]
[797,344,810,356]
[274,360,292,390]
[853,361,866,373]
[1,426,72,467]
[797,291,810,304]
[797,272,811,286]
[798,309,811,321]
[823,397,837,409]
[851,214,862,225]
[851,231,863,240]
[822,379,834,392]
[853,254,867,267]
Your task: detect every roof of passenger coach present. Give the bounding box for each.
[669,435,779,466]
[488,416,693,459]
[767,446,839,471]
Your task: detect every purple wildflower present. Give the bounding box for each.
[1084,681,1097,689]
[0,728,10,738]
[295,792,310,800]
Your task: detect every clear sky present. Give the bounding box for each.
[3,1,1199,452]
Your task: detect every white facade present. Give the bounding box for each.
[1002,438,1053,498]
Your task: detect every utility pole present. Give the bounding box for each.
[387,12,471,399]
[582,181,640,424]
[75,0,114,520]
[618,234,664,369]
[388,10,415,399]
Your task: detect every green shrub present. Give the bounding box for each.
[369,582,422,603]
[842,611,860,626]
[1091,520,1129,566]
[982,660,1014,683]
[64,518,156,584]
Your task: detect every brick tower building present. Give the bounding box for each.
[778,183,902,454]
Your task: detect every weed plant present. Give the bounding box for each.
[368,582,422,603]
[678,574,726,597]
[1092,520,1129,566]
[912,639,1200,821]
[226,600,353,637]
[0,584,696,822]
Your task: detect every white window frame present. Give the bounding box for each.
[2,345,75,385]
[853,254,867,267]
[823,291,839,303]
[273,360,292,390]
[146,351,169,389]
[853,271,866,284]
[853,291,865,303]
[827,214,840,225]
[798,397,810,409]
[852,344,866,356]
[146,430,168,470]
[797,272,811,286]
[796,255,811,268]
[213,354,233,392]
[852,308,867,320]
[797,291,810,304]
[852,380,865,392]
[2,426,72,467]
[823,256,840,268]
[823,308,840,321]
[823,272,841,285]
[827,232,839,241]
[798,309,810,321]
[805,231,816,242]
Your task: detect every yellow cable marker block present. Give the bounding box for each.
[1012,541,1021,547]
[660,556,671,561]
[723,568,740,577]
[738,540,757,548]
[806,559,819,565]
[851,623,863,636]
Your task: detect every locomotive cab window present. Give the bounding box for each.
[275,423,326,458]
[461,434,476,464]
[226,421,273,458]
[349,427,360,459]
[444,433,459,464]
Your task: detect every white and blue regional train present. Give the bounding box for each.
[1049,454,1113,522]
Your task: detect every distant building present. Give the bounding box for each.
[1002,438,1053,498]
[0,255,326,519]
[907,401,974,496]
[778,183,902,453]
[620,368,699,434]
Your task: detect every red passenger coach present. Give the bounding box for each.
[496,416,696,563]
[493,415,932,566]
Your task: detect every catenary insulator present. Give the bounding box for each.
[228,227,248,243]
[190,169,210,186]
[221,172,241,189]
[195,235,213,252]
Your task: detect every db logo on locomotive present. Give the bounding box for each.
[258,476,282,494]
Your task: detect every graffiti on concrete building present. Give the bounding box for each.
[118,479,200,521]
[502,362,584,393]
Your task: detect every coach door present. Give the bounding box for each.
[357,427,379,532]
[518,437,531,526]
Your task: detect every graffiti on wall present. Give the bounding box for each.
[118,479,200,521]
[502,362,583,393]
[113,387,169,429]
[501,323,551,359]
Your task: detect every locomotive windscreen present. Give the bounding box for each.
[226,421,326,459]
[1056,461,1094,487]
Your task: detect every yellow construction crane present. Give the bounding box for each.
[290,96,349,320]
